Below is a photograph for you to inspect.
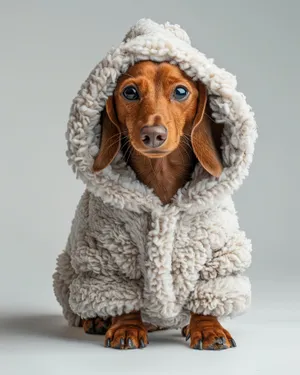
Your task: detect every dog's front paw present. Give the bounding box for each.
[182,314,236,350]
[104,311,148,350]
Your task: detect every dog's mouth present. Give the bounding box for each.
[138,149,171,158]
[144,150,169,154]
[122,134,178,158]
[121,136,171,158]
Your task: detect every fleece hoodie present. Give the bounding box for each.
[53,18,257,329]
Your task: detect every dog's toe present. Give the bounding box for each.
[127,338,136,349]
[192,340,203,350]
[105,325,148,350]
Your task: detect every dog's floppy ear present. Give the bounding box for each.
[191,82,223,177]
[93,96,121,172]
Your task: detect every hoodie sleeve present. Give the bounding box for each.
[52,190,91,327]
[53,190,143,324]
[185,200,252,319]
[52,240,82,327]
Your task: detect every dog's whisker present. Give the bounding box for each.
[97,130,129,153]
[99,137,121,155]
[204,112,215,122]
[178,143,193,163]
[127,147,135,164]
[98,130,131,159]
[121,136,137,164]
[121,140,133,162]
[181,135,193,149]
[124,145,134,164]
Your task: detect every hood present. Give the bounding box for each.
[66,19,257,213]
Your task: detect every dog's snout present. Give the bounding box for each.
[140,125,168,148]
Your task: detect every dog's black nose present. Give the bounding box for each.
[140,125,168,148]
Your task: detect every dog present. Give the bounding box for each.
[80,61,235,350]
[53,19,256,353]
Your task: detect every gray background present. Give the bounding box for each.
[0,0,299,374]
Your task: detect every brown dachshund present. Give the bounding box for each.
[81,61,235,350]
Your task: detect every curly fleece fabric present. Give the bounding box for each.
[53,19,257,329]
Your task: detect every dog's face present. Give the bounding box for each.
[113,61,199,158]
[93,61,223,177]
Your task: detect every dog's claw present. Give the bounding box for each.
[193,340,203,350]
[120,338,125,347]
[106,339,111,348]
[230,338,237,347]
[185,333,191,341]
[140,338,145,348]
[128,338,135,348]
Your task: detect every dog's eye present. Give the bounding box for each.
[173,86,189,101]
[122,86,139,101]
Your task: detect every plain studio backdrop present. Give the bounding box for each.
[0,0,299,374]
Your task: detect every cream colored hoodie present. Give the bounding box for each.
[53,19,257,329]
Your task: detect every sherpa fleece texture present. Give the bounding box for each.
[53,18,257,329]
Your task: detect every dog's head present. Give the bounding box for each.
[93,61,223,177]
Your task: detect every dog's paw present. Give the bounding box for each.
[81,317,111,335]
[104,313,149,350]
[182,314,236,350]
[105,325,149,350]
